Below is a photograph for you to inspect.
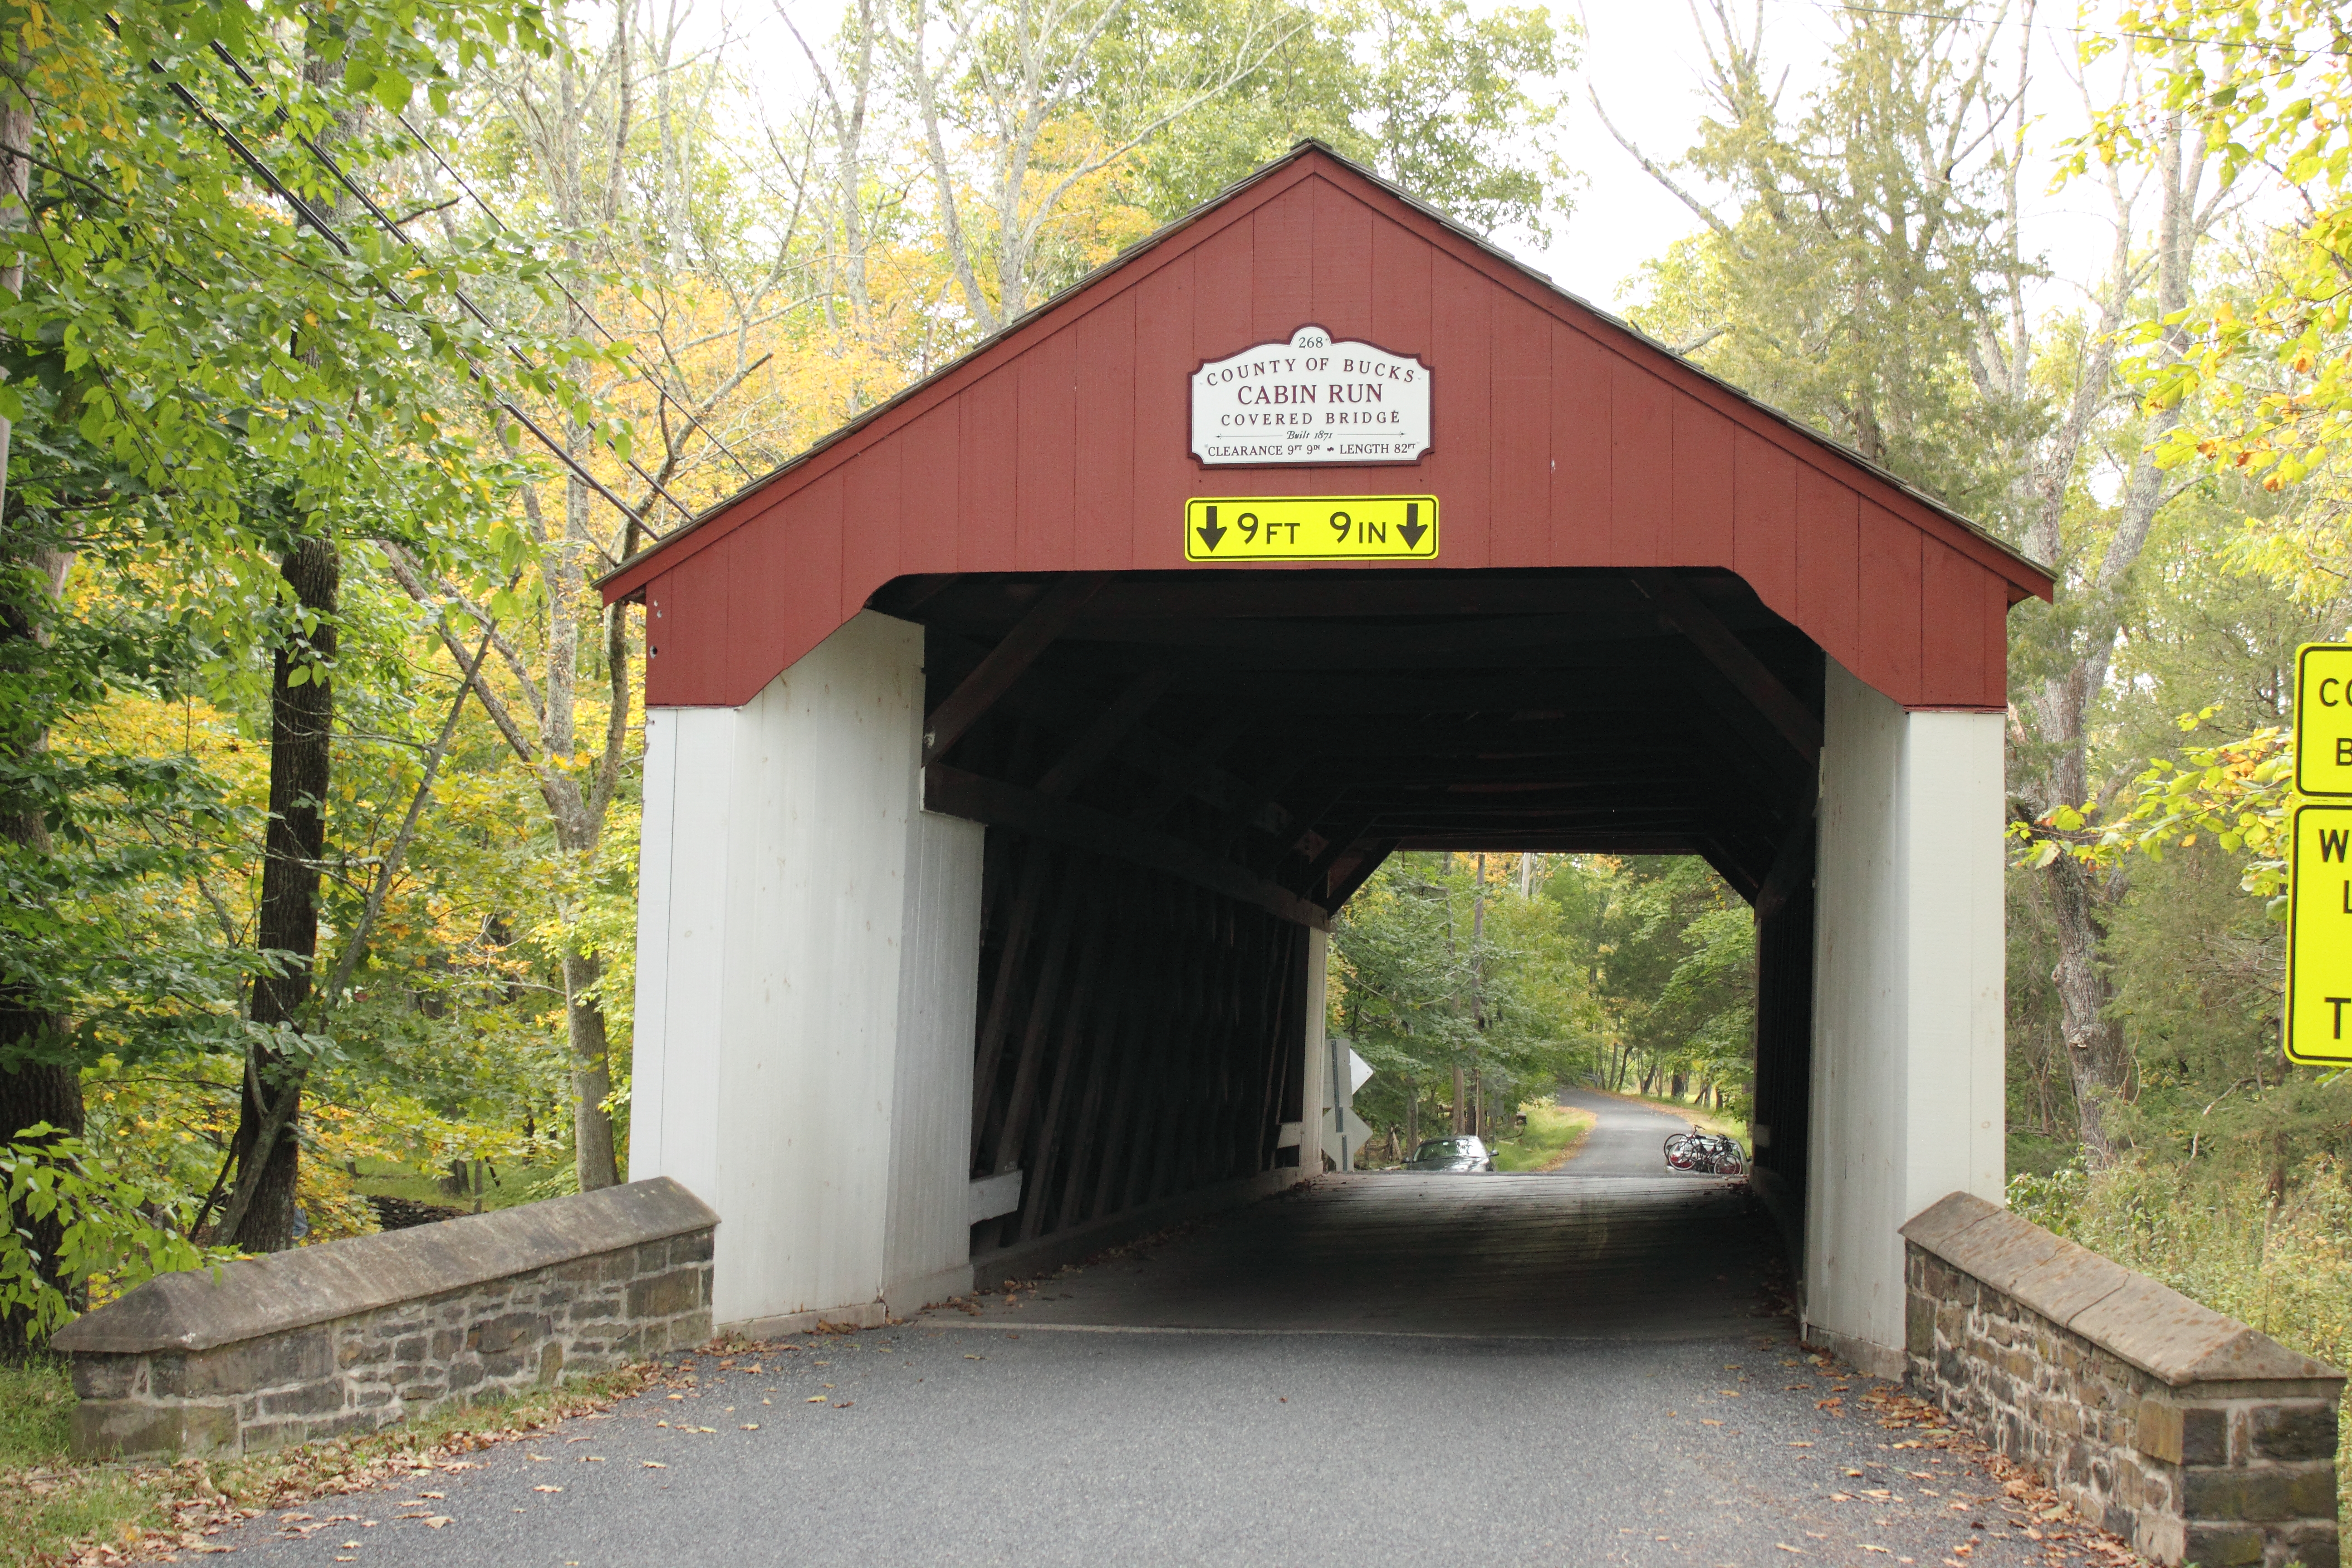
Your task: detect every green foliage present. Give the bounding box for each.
[1331,853,1755,1156]
[1622,5,2027,512]
[0,1126,233,1342]
[1118,0,1577,240]
[2080,1,2352,499]
[2014,1154,2352,1516]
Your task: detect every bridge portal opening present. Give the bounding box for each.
[873,566,1820,1271]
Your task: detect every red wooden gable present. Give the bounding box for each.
[601,144,2052,711]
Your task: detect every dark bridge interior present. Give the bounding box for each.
[868,566,1824,1271]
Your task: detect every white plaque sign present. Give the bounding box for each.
[1191,325,1431,466]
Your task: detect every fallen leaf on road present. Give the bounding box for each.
[1700,1419,1723,1426]
[641,1462,667,1470]
[740,1424,760,1431]
[421,1517,451,1529]
[806,1396,826,1402]
[533,1485,563,1493]
[833,1401,854,1409]
[418,1492,445,1499]
[1775,1545,1803,1554]
[1785,1441,1811,1447]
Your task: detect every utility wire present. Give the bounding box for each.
[132,28,681,551]
[198,39,698,539]
[390,104,764,485]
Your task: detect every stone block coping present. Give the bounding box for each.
[1900,1192,2338,1387]
[54,1177,717,1355]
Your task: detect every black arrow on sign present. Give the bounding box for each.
[1196,505,1227,553]
[1396,502,1427,551]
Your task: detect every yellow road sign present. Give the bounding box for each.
[2287,803,2352,1064]
[2295,643,2352,796]
[1186,495,1437,562]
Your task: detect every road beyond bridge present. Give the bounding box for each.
[207,1095,2141,1568]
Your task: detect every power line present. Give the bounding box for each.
[152,31,689,554]
[389,105,764,486]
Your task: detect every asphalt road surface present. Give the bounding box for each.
[208,1092,2137,1568]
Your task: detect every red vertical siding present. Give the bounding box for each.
[1733,428,1799,625]
[898,404,960,574]
[779,475,845,693]
[841,446,901,619]
[1857,500,1923,698]
[1918,537,1987,706]
[1490,294,1550,565]
[1611,365,1671,565]
[1550,326,1611,561]
[1311,178,1372,333]
[1132,256,1195,570]
[1368,213,1431,358]
[1671,401,1736,568]
[1015,328,1079,572]
[958,368,1019,568]
[1795,464,1860,671]
[1251,187,1315,342]
[1075,292,1137,571]
[1981,573,2012,709]
[1194,220,1254,361]
[658,534,730,705]
[1432,253,1491,568]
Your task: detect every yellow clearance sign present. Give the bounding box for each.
[1186,495,1438,562]
[2288,804,2352,1064]
[2297,643,2352,795]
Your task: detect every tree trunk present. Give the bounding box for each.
[2048,852,2132,1163]
[1450,1060,1465,1135]
[0,42,81,1355]
[564,946,620,1190]
[228,536,338,1252]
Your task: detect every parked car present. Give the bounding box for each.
[1403,1135,1494,1172]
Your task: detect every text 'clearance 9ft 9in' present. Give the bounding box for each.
[1185,495,1439,562]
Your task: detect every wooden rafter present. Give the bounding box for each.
[924,573,1111,765]
[928,764,1330,930]
[1632,570,1823,761]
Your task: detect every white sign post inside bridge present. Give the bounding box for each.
[1191,325,1431,466]
[1326,1034,1374,1170]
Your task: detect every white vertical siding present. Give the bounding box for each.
[1805,661,2006,1372]
[1303,928,1331,1170]
[627,611,929,1330]
[882,810,986,1308]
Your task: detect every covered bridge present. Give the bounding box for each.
[598,142,2051,1374]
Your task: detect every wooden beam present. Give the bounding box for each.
[1632,570,1822,760]
[1132,713,1249,827]
[1753,810,1818,921]
[1035,663,1176,797]
[927,764,1330,930]
[1697,838,1764,901]
[1323,839,1399,908]
[924,573,1110,764]
[1297,814,1379,897]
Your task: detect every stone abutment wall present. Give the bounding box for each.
[1902,1192,2342,1568]
[54,1178,716,1459]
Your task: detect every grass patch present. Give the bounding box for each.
[346,1158,556,1215]
[0,1354,656,1568]
[1490,1102,1596,1172]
